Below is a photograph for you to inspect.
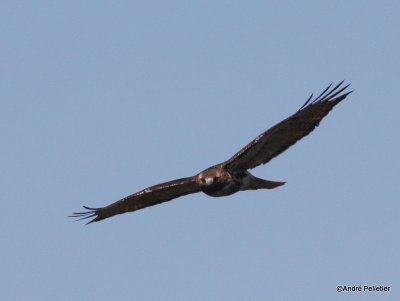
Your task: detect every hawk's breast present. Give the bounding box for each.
[200,173,244,197]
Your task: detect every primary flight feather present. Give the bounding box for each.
[71,81,352,224]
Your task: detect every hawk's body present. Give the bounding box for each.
[196,166,284,197]
[71,81,352,224]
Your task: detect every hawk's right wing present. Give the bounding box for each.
[71,176,201,224]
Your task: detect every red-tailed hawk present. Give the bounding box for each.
[71,81,352,224]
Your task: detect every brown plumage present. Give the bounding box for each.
[71,81,352,224]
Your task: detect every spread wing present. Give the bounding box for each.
[223,81,352,171]
[70,176,201,224]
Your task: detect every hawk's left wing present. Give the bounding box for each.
[71,176,200,224]
[223,81,352,172]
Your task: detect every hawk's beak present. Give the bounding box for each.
[205,177,213,185]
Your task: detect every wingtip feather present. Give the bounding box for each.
[69,206,100,225]
[299,80,351,111]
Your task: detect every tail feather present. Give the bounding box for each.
[241,174,286,190]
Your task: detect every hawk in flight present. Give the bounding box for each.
[71,81,352,224]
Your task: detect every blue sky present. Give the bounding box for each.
[1,1,399,300]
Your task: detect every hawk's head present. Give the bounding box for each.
[196,166,225,185]
[195,165,244,197]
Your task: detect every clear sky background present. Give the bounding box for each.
[1,1,399,300]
